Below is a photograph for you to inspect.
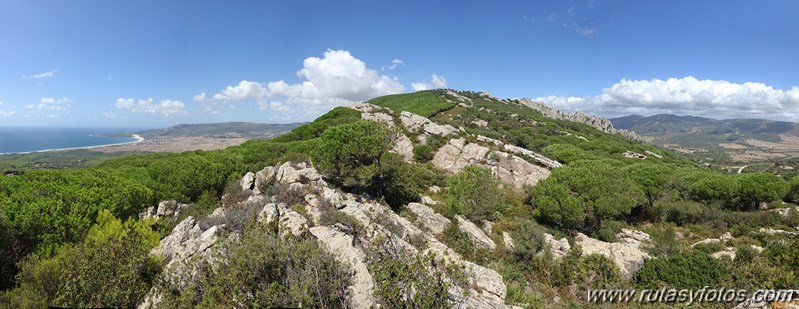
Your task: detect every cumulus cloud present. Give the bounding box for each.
[411,74,448,91]
[25,97,71,111]
[534,76,799,121]
[115,98,187,117]
[382,59,404,70]
[25,70,57,79]
[196,49,404,115]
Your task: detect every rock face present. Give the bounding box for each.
[407,202,450,235]
[392,133,414,161]
[310,226,374,308]
[141,162,518,309]
[543,233,571,259]
[519,98,641,141]
[456,215,496,250]
[432,138,551,188]
[140,200,192,220]
[575,232,650,279]
[399,111,459,136]
[240,171,255,191]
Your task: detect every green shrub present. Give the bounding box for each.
[158,222,350,308]
[1,210,161,308]
[447,165,504,222]
[693,241,725,254]
[642,226,679,257]
[312,120,394,193]
[369,252,451,309]
[413,144,434,162]
[510,220,546,263]
[634,252,726,289]
[383,157,443,209]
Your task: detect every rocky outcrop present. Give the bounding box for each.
[519,98,641,141]
[144,161,519,308]
[456,215,496,251]
[140,200,192,220]
[503,232,515,250]
[617,228,651,248]
[759,227,797,235]
[503,144,563,169]
[711,245,764,261]
[310,226,374,308]
[406,203,450,235]
[575,232,650,279]
[543,233,571,259]
[392,133,414,161]
[772,206,799,216]
[399,111,459,136]
[432,138,551,188]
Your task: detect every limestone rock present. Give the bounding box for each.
[503,232,515,250]
[257,203,279,225]
[519,98,641,141]
[543,233,571,259]
[617,228,651,249]
[420,195,438,205]
[471,119,488,127]
[275,162,301,184]
[392,133,414,161]
[490,151,551,188]
[253,166,276,194]
[362,112,394,127]
[348,102,381,113]
[407,202,451,235]
[399,111,458,136]
[456,215,496,251]
[310,226,374,308]
[431,138,489,174]
[575,232,649,279]
[156,200,191,218]
[503,144,562,169]
[240,172,255,191]
[277,203,309,238]
[759,227,797,235]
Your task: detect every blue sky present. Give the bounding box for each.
[1,0,798,127]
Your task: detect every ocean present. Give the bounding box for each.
[0,127,147,154]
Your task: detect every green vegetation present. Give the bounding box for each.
[367,90,455,118]
[157,222,351,308]
[447,165,504,222]
[1,210,161,308]
[532,160,645,233]
[369,252,451,308]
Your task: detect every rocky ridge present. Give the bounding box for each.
[519,98,641,141]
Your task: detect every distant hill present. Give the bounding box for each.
[611,114,799,162]
[138,122,304,140]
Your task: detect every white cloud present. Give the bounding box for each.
[25,70,57,79]
[382,59,404,70]
[412,74,448,91]
[567,6,576,15]
[26,97,71,111]
[534,76,799,121]
[197,49,404,115]
[115,98,187,117]
[578,27,597,36]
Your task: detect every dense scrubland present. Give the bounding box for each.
[1,90,798,308]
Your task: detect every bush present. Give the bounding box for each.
[660,201,708,226]
[510,220,546,263]
[413,144,434,162]
[313,120,394,194]
[369,252,451,309]
[634,252,726,289]
[1,210,161,308]
[158,222,351,308]
[642,226,679,257]
[447,165,504,222]
[383,158,443,209]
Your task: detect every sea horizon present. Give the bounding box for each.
[0,127,150,155]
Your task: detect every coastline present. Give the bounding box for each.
[0,134,145,156]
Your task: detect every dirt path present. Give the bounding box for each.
[738,165,748,174]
